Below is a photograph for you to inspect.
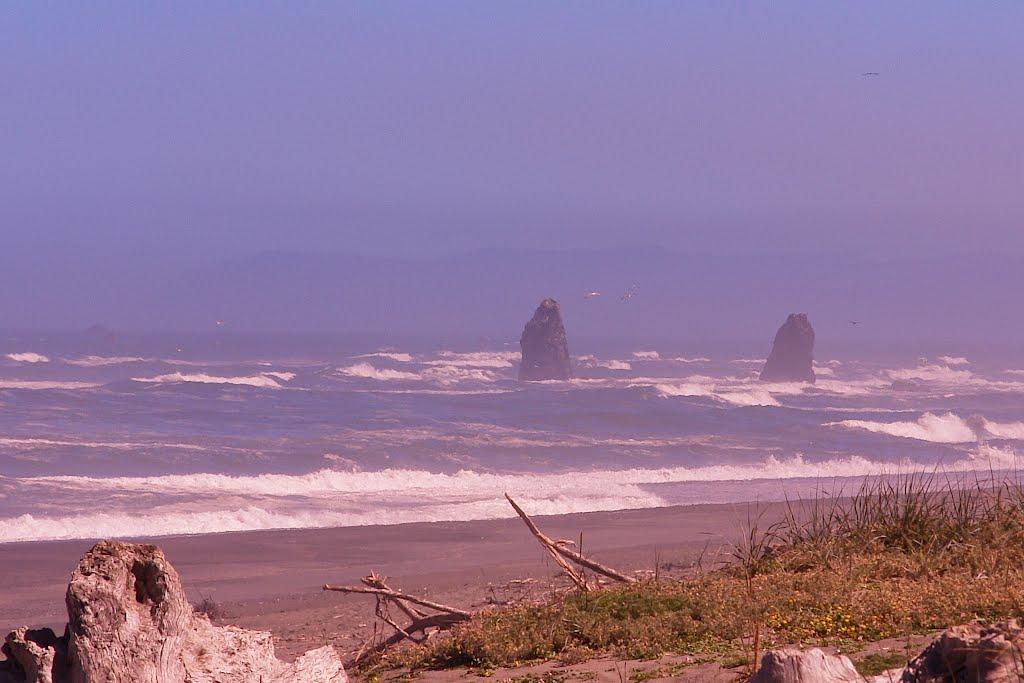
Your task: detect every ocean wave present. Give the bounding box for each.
[338,362,499,384]
[338,363,422,381]
[355,352,414,362]
[632,351,660,360]
[0,380,99,390]
[64,355,145,367]
[576,355,631,371]
[131,372,293,388]
[673,357,711,363]
[7,451,1022,543]
[647,377,780,407]
[0,437,209,451]
[938,356,970,366]
[426,351,518,368]
[5,352,49,363]
[827,412,1024,444]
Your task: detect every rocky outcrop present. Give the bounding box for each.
[900,619,1024,682]
[0,540,346,683]
[519,299,572,381]
[759,313,816,383]
[749,648,862,682]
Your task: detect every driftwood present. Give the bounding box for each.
[504,493,636,587]
[0,541,346,683]
[323,574,471,665]
[749,647,863,683]
[321,495,634,663]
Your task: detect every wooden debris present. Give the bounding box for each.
[504,493,636,585]
[323,574,471,665]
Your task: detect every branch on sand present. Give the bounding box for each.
[504,493,636,588]
[322,573,471,665]
[322,497,634,665]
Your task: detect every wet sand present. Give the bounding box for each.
[0,501,779,659]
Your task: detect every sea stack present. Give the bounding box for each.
[759,313,815,383]
[518,298,572,381]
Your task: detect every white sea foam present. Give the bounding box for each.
[673,357,711,363]
[0,437,209,451]
[827,412,1024,443]
[0,380,99,390]
[65,355,145,367]
[338,363,421,381]
[5,352,49,363]
[647,376,780,407]
[427,351,518,368]
[632,351,661,360]
[6,450,1021,543]
[938,356,970,366]
[575,355,631,370]
[355,352,414,362]
[131,372,291,388]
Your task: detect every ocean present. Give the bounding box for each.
[1,331,1021,544]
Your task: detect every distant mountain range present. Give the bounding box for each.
[2,247,1021,346]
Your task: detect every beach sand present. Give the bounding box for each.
[0,501,781,666]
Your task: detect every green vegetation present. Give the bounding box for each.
[368,474,1024,674]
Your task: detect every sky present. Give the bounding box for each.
[1,3,1023,336]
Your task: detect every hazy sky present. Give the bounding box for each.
[3,2,1022,271]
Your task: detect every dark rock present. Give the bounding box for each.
[519,299,572,381]
[760,313,816,383]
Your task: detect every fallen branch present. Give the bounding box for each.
[322,583,473,618]
[505,493,636,584]
[324,573,474,666]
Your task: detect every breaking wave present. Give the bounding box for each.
[5,352,49,363]
[355,352,414,362]
[131,372,294,388]
[6,450,1022,543]
[65,355,145,367]
[828,412,1024,443]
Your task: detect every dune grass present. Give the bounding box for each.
[369,472,1024,673]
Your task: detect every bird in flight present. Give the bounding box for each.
[860,72,880,77]
[849,320,860,326]
[583,291,602,300]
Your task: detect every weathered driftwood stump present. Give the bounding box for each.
[1,540,346,683]
[900,619,1024,682]
[749,647,862,683]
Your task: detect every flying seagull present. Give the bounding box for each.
[583,291,602,300]
[849,320,860,326]
[860,72,880,77]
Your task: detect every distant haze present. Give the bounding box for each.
[2,4,1022,343]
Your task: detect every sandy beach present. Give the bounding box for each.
[0,501,776,660]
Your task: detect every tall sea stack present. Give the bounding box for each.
[759,313,815,383]
[518,298,572,381]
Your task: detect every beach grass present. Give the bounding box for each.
[370,472,1024,673]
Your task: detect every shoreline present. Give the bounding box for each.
[0,500,781,658]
